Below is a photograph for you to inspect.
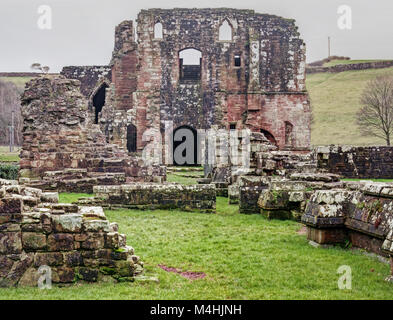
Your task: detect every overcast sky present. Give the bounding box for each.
[0,0,392,72]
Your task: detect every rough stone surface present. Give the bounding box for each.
[78,184,216,213]
[315,145,393,179]
[19,76,166,192]
[0,182,143,287]
[62,8,311,155]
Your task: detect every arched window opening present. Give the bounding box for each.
[154,22,163,39]
[285,122,294,146]
[173,125,199,166]
[92,84,108,124]
[179,48,202,83]
[219,20,233,41]
[260,129,277,146]
[127,124,137,153]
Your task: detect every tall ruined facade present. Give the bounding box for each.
[61,8,311,162]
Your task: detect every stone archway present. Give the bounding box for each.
[260,129,278,146]
[92,83,109,124]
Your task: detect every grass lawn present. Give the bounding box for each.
[0,77,32,89]
[0,146,20,163]
[0,193,392,300]
[306,67,393,146]
[166,172,200,185]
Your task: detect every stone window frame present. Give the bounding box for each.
[153,21,164,40]
[218,18,234,43]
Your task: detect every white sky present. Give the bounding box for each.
[0,0,392,72]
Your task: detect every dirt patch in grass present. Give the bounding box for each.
[297,225,307,235]
[158,264,206,280]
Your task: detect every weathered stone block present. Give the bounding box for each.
[22,232,47,251]
[81,233,105,250]
[47,233,74,251]
[34,252,63,267]
[52,214,83,233]
[0,198,22,214]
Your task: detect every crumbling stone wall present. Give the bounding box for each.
[60,66,112,98]
[0,179,143,287]
[78,184,216,213]
[315,146,393,179]
[64,8,311,155]
[19,76,165,192]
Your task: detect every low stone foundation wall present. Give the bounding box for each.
[315,146,393,179]
[302,182,393,281]
[78,184,216,213]
[238,176,270,214]
[0,180,143,287]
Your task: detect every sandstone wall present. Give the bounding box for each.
[0,180,143,287]
[60,66,112,98]
[19,76,165,192]
[103,8,311,152]
[315,146,393,179]
[77,184,216,213]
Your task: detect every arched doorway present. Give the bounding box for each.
[92,83,109,124]
[173,125,199,166]
[179,48,202,82]
[127,124,137,153]
[260,129,278,146]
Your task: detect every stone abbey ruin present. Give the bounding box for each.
[1,8,393,287]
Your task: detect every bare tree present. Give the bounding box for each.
[357,76,393,146]
[0,80,22,146]
[30,63,50,74]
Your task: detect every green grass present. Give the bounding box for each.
[166,173,199,185]
[323,60,389,67]
[59,193,92,203]
[0,146,20,163]
[307,67,393,146]
[0,194,392,300]
[0,77,32,89]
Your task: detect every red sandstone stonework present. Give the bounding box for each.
[19,77,165,192]
[61,8,311,156]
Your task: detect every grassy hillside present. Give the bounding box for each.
[0,77,32,91]
[307,67,393,146]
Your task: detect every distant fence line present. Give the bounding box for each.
[306,60,393,74]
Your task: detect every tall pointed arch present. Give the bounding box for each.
[219,19,233,41]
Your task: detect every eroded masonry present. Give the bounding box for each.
[3,8,393,287]
[61,8,311,163]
